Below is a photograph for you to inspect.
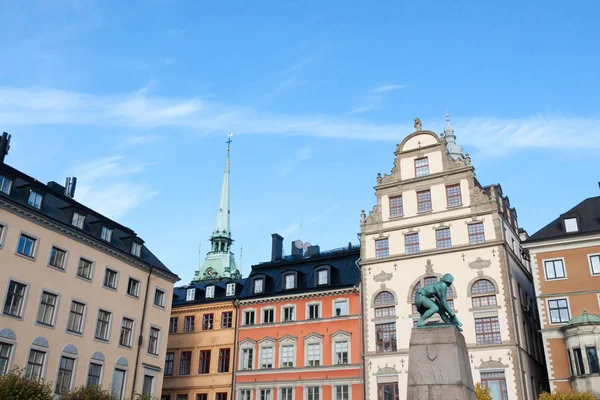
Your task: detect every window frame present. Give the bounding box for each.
[542,258,567,280]
[282,305,296,322]
[217,348,231,373]
[261,307,275,324]
[333,299,349,317]
[27,190,43,209]
[306,386,321,400]
[100,226,113,242]
[416,189,432,212]
[184,315,195,332]
[375,238,389,259]
[226,283,236,296]
[66,299,87,335]
[375,322,397,353]
[0,175,12,195]
[414,157,429,178]
[102,268,119,291]
[86,361,103,387]
[239,346,254,370]
[546,297,571,325]
[283,272,296,290]
[202,313,214,330]
[474,316,502,345]
[205,285,215,299]
[588,253,600,276]
[72,212,86,229]
[222,311,233,328]
[54,355,76,395]
[316,268,330,286]
[259,343,274,369]
[333,339,350,365]
[36,289,60,327]
[445,184,462,207]
[179,351,192,376]
[0,221,6,249]
[2,279,29,319]
[127,277,141,298]
[435,227,452,250]
[468,221,486,245]
[47,245,68,271]
[304,334,323,367]
[154,287,166,308]
[24,348,46,381]
[0,341,14,376]
[15,232,38,260]
[389,195,403,218]
[76,257,95,282]
[94,308,113,342]
[404,232,420,255]
[335,385,350,400]
[131,242,142,257]
[243,309,256,326]
[119,317,135,348]
[198,350,211,374]
[306,302,321,320]
[147,326,161,356]
[164,352,174,376]
[253,278,265,294]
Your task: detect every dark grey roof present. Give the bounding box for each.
[0,162,178,280]
[239,245,360,300]
[172,279,246,308]
[526,196,600,243]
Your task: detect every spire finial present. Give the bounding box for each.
[227,132,232,151]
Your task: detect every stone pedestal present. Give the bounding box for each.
[407,325,476,400]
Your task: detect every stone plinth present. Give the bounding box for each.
[407,325,476,400]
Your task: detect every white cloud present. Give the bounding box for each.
[275,146,313,176]
[117,134,162,149]
[373,84,407,93]
[280,203,339,239]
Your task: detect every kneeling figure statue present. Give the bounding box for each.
[415,273,463,331]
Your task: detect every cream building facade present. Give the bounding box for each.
[359,117,547,400]
[0,142,178,399]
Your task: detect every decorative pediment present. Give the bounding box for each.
[443,149,466,171]
[472,186,491,205]
[278,334,297,343]
[62,344,78,355]
[476,357,508,370]
[331,330,352,340]
[91,351,105,362]
[32,336,49,348]
[374,271,393,282]
[116,357,129,367]
[304,333,324,341]
[258,336,276,345]
[469,257,491,270]
[365,204,382,225]
[239,338,257,346]
[0,328,16,340]
[376,366,399,375]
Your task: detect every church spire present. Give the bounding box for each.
[213,133,232,237]
[442,112,465,161]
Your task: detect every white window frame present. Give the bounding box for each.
[243,309,256,326]
[65,298,88,336]
[147,325,161,356]
[2,278,30,320]
[226,283,236,296]
[542,257,567,281]
[126,277,140,298]
[304,334,323,367]
[0,340,16,376]
[254,278,265,294]
[131,242,142,257]
[258,339,275,369]
[284,273,296,289]
[0,221,7,249]
[278,336,297,368]
[47,245,69,272]
[564,218,578,232]
[0,175,12,195]
[280,387,295,400]
[317,269,329,285]
[75,257,95,282]
[588,253,600,276]
[261,307,275,324]
[239,389,253,400]
[281,304,296,322]
[306,301,322,320]
[305,386,321,400]
[101,226,113,242]
[53,352,78,395]
[186,288,195,301]
[35,288,61,328]
[72,212,85,229]
[94,308,113,342]
[239,341,255,370]
[118,316,136,349]
[333,298,349,317]
[205,286,215,299]
[153,287,166,308]
[546,297,572,325]
[331,331,352,365]
[24,346,47,382]
[86,360,104,388]
[334,385,351,400]
[103,267,119,291]
[15,231,39,260]
[28,190,43,209]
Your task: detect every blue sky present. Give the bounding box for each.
[1,0,599,283]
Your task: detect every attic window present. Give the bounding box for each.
[72,212,85,229]
[284,273,296,290]
[254,278,264,294]
[564,218,578,233]
[28,190,43,209]
[317,269,329,286]
[205,286,215,299]
[186,288,195,301]
[101,226,113,242]
[0,175,12,194]
[131,242,142,257]
[226,283,235,296]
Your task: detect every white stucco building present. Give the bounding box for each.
[359,117,547,400]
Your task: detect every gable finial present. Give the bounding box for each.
[227,132,233,151]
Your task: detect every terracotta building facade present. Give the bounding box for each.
[235,236,363,400]
[523,195,600,396]
[0,134,178,399]
[359,117,548,400]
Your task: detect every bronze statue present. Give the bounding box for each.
[415,273,463,331]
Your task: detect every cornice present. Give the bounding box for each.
[239,287,359,306]
[235,364,361,376]
[171,302,236,314]
[238,315,360,330]
[375,165,473,191]
[523,233,600,250]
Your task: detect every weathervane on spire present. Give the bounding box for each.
[227,132,233,151]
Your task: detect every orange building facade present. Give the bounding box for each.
[234,236,362,400]
[524,196,600,397]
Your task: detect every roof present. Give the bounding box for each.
[562,309,600,328]
[0,162,178,281]
[526,196,600,243]
[172,278,246,308]
[239,245,361,300]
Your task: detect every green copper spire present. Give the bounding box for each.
[192,133,240,283]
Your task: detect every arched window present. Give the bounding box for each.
[471,279,497,308]
[374,291,395,318]
[411,276,454,314]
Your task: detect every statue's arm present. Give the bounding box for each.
[437,286,455,317]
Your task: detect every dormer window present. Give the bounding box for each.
[101,226,113,242]
[317,269,329,285]
[226,283,236,296]
[564,218,578,233]
[284,273,296,290]
[27,190,43,209]
[186,288,196,301]
[205,286,215,299]
[131,242,142,257]
[72,212,85,229]
[254,279,264,294]
[0,175,12,194]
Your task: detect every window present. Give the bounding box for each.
[244,310,255,325]
[308,303,320,319]
[548,298,570,323]
[590,255,600,276]
[417,190,432,212]
[25,349,45,381]
[101,226,113,242]
[587,347,600,374]
[148,327,160,355]
[565,218,578,233]
[260,389,271,400]
[111,368,126,399]
[72,212,85,229]
[481,371,509,400]
[164,353,174,376]
[544,259,566,280]
[67,301,85,333]
[222,311,233,328]
[36,291,58,326]
[307,386,320,400]
[197,395,207,400]
[77,258,93,280]
[262,308,274,324]
[376,322,397,353]
[254,279,264,294]
[336,386,349,400]
[169,317,178,334]
[283,306,295,322]
[284,273,295,289]
[317,269,329,285]
[468,222,485,244]
[198,350,211,374]
[17,234,36,258]
[154,289,165,307]
[127,278,140,297]
[435,228,451,250]
[475,316,502,344]
[226,283,235,296]
[573,348,585,375]
[216,394,227,400]
[86,363,102,387]
[405,233,420,254]
[240,390,252,400]
[177,396,188,400]
[446,184,462,207]
[261,346,273,369]
[375,306,395,318]
[0,224,5,247]
[414,157,429,177]
[218,348,230,372]
[48,246,67,269]
[0,342,12,375]
[54,356,75,394]
[179,351,191,375]
[334,300,349,316]
[3,281,26,318]
[202,314,213,330]
[28,190,43,209]
[0,175,11,194]
[95,310,111,341]
[375,291,395,305]
[241,348,253,370]
[378,383,399,400]
[389,195,403,217]
[142,375,154,396]
[281,388,293,400]
[335,341,349,364]
[281,345,294,367]
[132,242,142,257]
[205,286,215,298]
[103,269,118,289]
[375,238,389,259]
[184,316,195,332]
[471,279,497,308]
[120,318,134,347]
[307,343,320,366]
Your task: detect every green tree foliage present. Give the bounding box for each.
[0,367,53,400]
[59,385,116,400]
[538,391,595,400]
[475,382,493,400]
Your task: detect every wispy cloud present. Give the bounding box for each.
[348,83,407,115]
[117,134,162,149]
[373,84,407,93]
[280,203,340,239]
[275,146,313,177]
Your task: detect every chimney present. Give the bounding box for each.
[0,132,11,164]
[65,177,77,198]
[291,240,303,257]
[271,233,283,261]
[305,245,320,257]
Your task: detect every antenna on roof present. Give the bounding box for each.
[0,132,11,164]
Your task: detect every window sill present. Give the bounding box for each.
[75,275,93,283]
[446,204,463,209]
[118,344,133,351]
[417,209,433,215]
[93,338,110,345]
[152,304,166,311]
[102,285,118,292]
[34,321,56,330]
[469,306,501,312]
[125,294,140,300]
[544,277,568,282]
[66,330,84,337]
[47,264,66,273]
[388,215,404,220]
[147,352,159,358]
[1,313,23,321]
[14,252,36,262]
